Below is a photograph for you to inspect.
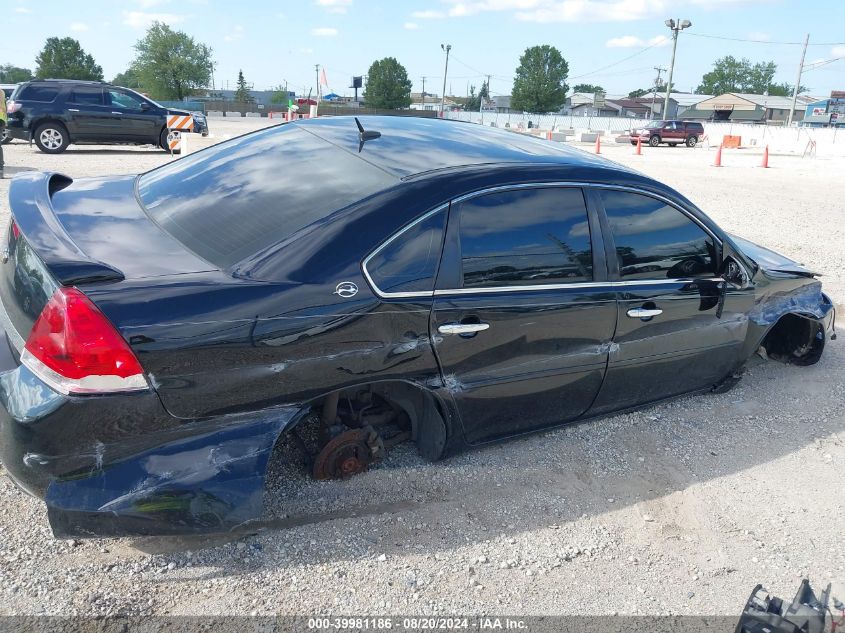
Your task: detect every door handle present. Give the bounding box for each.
[67,108,79,112]
[438,322,490,335]
[111,112,123,115]
[626,307,663,319]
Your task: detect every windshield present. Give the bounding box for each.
[644,121,664,128]
[137,123,398,269]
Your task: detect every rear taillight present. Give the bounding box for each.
[6,100,21,114]
[21,287,148,395]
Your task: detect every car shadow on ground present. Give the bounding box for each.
[128,342,843,578]
[62,148,166,156]
[0,166,38,177]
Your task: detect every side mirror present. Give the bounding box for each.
[720,258,752,290]
[140,102,151,111]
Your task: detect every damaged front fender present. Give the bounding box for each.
[45,406,307,538]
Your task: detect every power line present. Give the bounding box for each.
[686,32,845,46]
[803,56,845,71]
[569,41,663,80]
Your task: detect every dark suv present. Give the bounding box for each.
[631,120,704,148]
[5,79,208,154]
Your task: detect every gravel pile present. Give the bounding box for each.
[0,122,842,617]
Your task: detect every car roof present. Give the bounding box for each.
[296,116,624,179]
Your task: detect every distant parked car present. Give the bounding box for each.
[4,79,208,154]
[632,120,704,147]
[1,84,18,145]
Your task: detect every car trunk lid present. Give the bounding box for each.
[0,171,217,349]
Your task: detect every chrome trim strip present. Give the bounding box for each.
[361,204,449,300]
[361,182,723,300]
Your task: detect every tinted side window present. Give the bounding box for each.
[68,88,104,105]
[18,86,60,102]
[108,89,144,110]
[367,209,446,295]
[458,188,593,288]
[600,190,718,280]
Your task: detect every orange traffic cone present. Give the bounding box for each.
[714,143,723,167]
[547,130,552,141]
[595,135,601,154]
[760,145,769,168]
[635,137,642,155]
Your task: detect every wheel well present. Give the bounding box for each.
[33,119,69,135]
[760,313,825,366]
[269,381,452,482]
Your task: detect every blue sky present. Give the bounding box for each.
[2,0,844,98]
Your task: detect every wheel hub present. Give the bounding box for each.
[312,427,383,480]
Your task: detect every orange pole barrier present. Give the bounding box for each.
[635,137,642,155]
[761,145,769,168]
[714,143,723,167]
[595,135,601,154]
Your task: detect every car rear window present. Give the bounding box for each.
[137,124,398,269]
[17,85,60,102]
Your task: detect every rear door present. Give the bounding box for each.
[430,185,617,444]
[588,188,750,415]
[65,87,121,141]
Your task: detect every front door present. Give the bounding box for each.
[589,188,751,415]
[106,89,160,142]
[431,186,617,444]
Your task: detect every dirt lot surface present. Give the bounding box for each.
[0,119,843,618]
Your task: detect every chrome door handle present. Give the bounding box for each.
[438,322,490,335]
[111,112,123,115]
[67,108,79,112]
[627,307,663,319]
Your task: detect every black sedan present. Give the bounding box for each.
[0,117,834,538]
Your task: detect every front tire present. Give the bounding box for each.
[34,122,68,154]
[649,135,661,147]
[686,135,698,148]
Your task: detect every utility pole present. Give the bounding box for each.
[650,66,666,119]
[440,44,451,116]
[787,33,810,126]
[315,64,320,102]
[662,18,692,120]
[421,76,426,108]
[479,74,490,124]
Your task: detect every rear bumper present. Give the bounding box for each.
[0,333,307,537]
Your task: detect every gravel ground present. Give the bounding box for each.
[0,119,843,618]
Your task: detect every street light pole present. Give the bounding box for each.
[662,18,691,120]
[440,44,451,117]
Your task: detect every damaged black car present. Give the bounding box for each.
[0,116,835,537]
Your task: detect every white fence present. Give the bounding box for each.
[445,111,845,157]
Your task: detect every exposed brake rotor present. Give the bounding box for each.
[312,426,384,480]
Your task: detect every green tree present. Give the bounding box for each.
[511,45,569,113]
[270,85,290,104]
[464,79,490,111]
[0,64,34,83]
[572,83,604,94]
[233,69,254,102]
[627,87,649,98]
[362,57,412,109]
[131,22,213,100]
[697,56,806,96]
[35,37,103,80]
[112,67,143,90]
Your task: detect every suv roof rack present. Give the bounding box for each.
[38,79,108,84]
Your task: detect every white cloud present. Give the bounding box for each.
[404,22,420,29]
[122,11,186,28]
[69,22,89,31]
[14,6,31,13]
[315,0,351,12]
[411,9,445,18]
[311,27,338,36]
[747,31,770,41]
[137,0,169,7]
[606,34,668,48]
[299,47,314,54]
[224,25,244,42]
[831,45,845,57]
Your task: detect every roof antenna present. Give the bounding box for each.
[355,117,381,153]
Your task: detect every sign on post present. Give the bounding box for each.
[166,113,194,152]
